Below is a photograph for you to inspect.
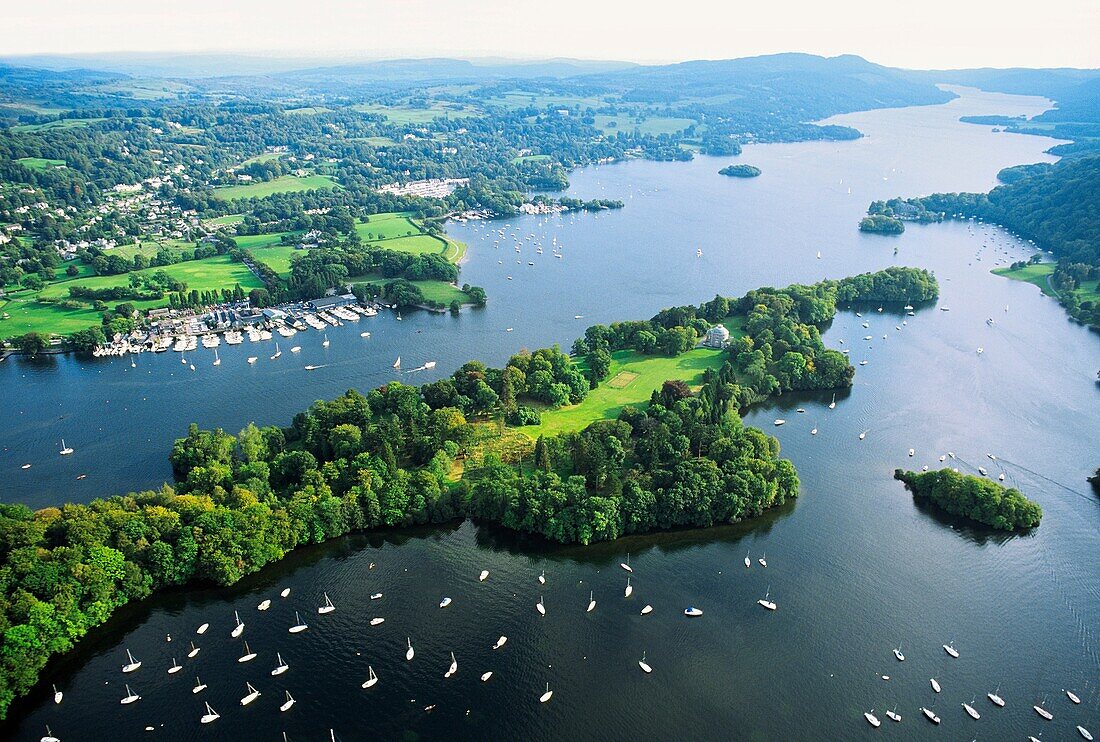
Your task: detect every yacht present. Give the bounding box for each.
[362,666,378,688]
[493,636,508,650]
[280,587,291,598]
[479,570,490,581]
[943,642,959,658]
[745,552,751,568]
[41,724,60,742]
[270,343,282,360]
[621,553,632,572]
[52,684,62,704]
[168,658,181,674]
[829,394,836,409]
[272,652,288,675]
[370,592,382,600]
[212,349,221,366]
[393,356,401,369]
[859,431,867,440]
[240,682,261,706]
[893,644,905,661]
[481,671,493,682]
[538,570,546,585]
[908,448,915,457]
[247,356,257,364]
[987,688,1005,707]
[639,651,652,674]
[1067,689,1082,704]
[318,592,336,614]
[864,710,881,728]
[257,599,271,611]
[445,651,458,678]
[120,684,140,705]
[963,702,980,719]
[625,578,633,598]
[231,611,244,638]
[196,622,209,635]
[773,419,786,426]
[921,707,940,724]
[757,588,777,611]
[188,641,200,658]
[280,690,295,712]
[930,677,941,693]
[322,334,330,347]
[370,617,385,626]
[289,611,308,633]
[758,552,767,567]
[885,706,901,722]
[121,649,141,673]
[439,596,453,608]
[200,702,220,724]
[238,641,256,663]
[1034,703,1053,720]
[1079,726,1094,741]
[59,439,73,456]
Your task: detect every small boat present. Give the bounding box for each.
[639,651,653,674]
[481,671,493,682]
[440,596,452,608]
[424,361,436,369]
[921,707,940,724]
[304,364,324,371]
[943,641,959,658]
[318,592,336,614]
[640,605,653,615]
[479,570,490,582]
[864,710,881,728]
[1034,703,1053,720]
[247,356,257,364]
[393,356,401,369]
[810,426,818,435]
[621,553,632,572]
[238,641,257,663]
[41,724,60,742]
[122,649,141,673]
[271,343,281,360]
[213,349,221,366]
[370,617,385,626]
[370,592,383,600]
[624,578,633,598]
[988,688,1005,707]
[587,591,596,613]
[120,684,140,705]
[240,682,261,706]
[188,641,200,658]
[859,431,867,440]
[52,684,62,704]
[829,394,836,409]
[757,588,777,611]
[684,606,703,617]
[280,690,295,712]
[257,599,271,611]
[758,552,767,567]
[200,701,220,724]
[931,678,941,693]
[536,596,546,616]
[280,587,291,598]
[445,651,458,678]
[196,622,209,635]
[168,658,182,674]
[538,570,545,585]
[859,360,868,366]
[978,466,987,476]
[59,439,73,456]
[1067,689,1082,704]
[493,636,507,650]
[406,638,415,661]
[908,448,915,457]
[963,702,980,719]
[290,346,301,353]
[193,676,207,694]
[886,706,901,722]
[231,611,245,638]
[322,334,330,348]
[893,645,905,661]
[272,652,288,675]
[362,666,378,688]
[773,419,785,426]
[744,552,751,568]
[289,610,308,633]
[540,682,553,703]
[360,332,370,338]
[1080,726,1094,741]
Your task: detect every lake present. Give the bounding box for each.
[3,86,1099,740]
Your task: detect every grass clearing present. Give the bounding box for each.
[16,157,65,171]
[594,114,695,136]
[10,118,104,133]
[352,102,479,124]
[993,262,1100,303]
[355,213,421,241]
[213,175,340,201]
[606,371,640,389]
[206,214,245,227]
[284,107,332,116]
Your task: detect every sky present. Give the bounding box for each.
[5,0,1099,70]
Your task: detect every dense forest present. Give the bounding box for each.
[719,164,761,178]
[894,468,1043,530]
[0,266,935,718]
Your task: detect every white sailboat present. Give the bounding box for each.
[439,596,452,608]
[59,439,73,456]
[192,676,207,694]
[1034,702,1053,720]
[930,677,941,693]
[168,657,182,674]
[811,426,818,435]
[271,342,281,360]
[231,610,245,638]
[621,553,632,572]
[758,551,767,567]
[481,671,493,682]
[272,652,288,675]
[1079,726,1094,741]
[492,636,507,650]
[406,638,415,661]
[943,641,959,658]
[538,570,546,585]
[921,706,940,724]
[289,610,308,633]
[318,592,336,614]
[641,604,653,615]
[639,651,652,674]
[587,591,596,613]
[362,666,378,688]
[886,706,901,722]
[536,596,546,616]
[280,587,291,598]
[829,393,836,409]
[864,710,880,728]
[1067,689,1082,704]
[757,588,777,611]
[188,641,200,658]
[744,552,751,568]
[213,349,221,366]
[893,644,905,661]
[445,651,458,678]
[624,578,633,598]
[120,684,140,705]
[393,356,401,369]
[963,701,980,719]
[196,622,209,635]
[240,682,261,706]
[323,334,330,348]
[479,569,490,581]
[40,725,61,742]
[200,701,220,724]
[238,641,257,663]
[280,690,295,712]
[988,687,1005,707]
[52,684,62,704]
[247,356,257,364]
[539,682,553,703]
[122,648,141,673]
[859,430,867,440]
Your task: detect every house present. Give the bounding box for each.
[703,325,730,349]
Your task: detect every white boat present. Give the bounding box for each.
[540,682,553,703]
[536,596,546,616]
[193,676,207,694]
[406,638,414,661]
[811,427,818,435]
[240,682,261,706]
[621,553,632,572]
[247,356,257,364]
[59,439,73,456]
[440,596,452,608]
[271,343,281,360]
[196,622,209,635]
[188,641,200,658]
[361,332,370,338]
[1067,689,1082,704]
[213,349,221,366]
[921,707,940,724]
[362,666,378,688]
[988,688,1005,707]
[479,569,489,581]
[641,605,653,615]
[272,652,288,675]
[757,588,777,611]
[893,645,905,661]
[538,570,545,584]
[318,592,336,614]
[1080,726,1094,741]
[41,725,61,742]
[943,642,959,658]
[1034,703,1053,720]
[684,606,703,617]
[481,671,493,682]
[963,702,980,719]
[200,701,220,724]
[280,587,291,598]
[639,651,652,674]
[168,657,181,674]
[231,611,245,638]
[52,684,62,704]
[120,684,140,705]
[122,648,141,673]
[370,592,382,600]
[758,552,767,567]
[493,636,507,650]
[322,334,330,348]
[587,591,596,613]
[424,361,436,369]
[290,346,301,353]
[859,431,867,440]
[238,641,257,663]
[280,690,295,712]
[257,599,271,611]
[624,578,633,597]
[930,677,941,692]
[289,610,308,633]
[773,419,785,426]
[908,448,915,457]
[886,706,901,722]
[829,394,836,409]
[445,651,458,678]
[370,617,385,626]
[393,356,401,369]
[744,552,751,568]
[864,710,880,728]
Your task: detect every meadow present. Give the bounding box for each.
[10,118,104,133]
[352,102,478,124]
[213,175,340,201]
[993,263,1100,303]
[15,157,65,171]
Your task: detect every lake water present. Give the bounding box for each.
[4,87,1099,741]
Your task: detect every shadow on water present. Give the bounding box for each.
[909,496,1028,546]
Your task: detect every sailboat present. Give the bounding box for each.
[859,431,867,440]
[200,701,220,724]
[587,591,596,613]
[280,587,291,598]
[758,552,767,568]
[289,611,308,633]
[758,587,777,610]
[963,701,981,719]
[52,684,62,704]
[540,682,553,703]
[120,684,140,704]
[41,725,61,742]
[886,706,901,722]
[639,651,652,674]
[247,356,257,364]
[1034,701,1053,720]
[445,651,458,678]
[621,553,632,573]
[538,570,546,585]
[240,682,261,706]
[59,439,73,456]
[213,349,220,366]
[921,706,940,724]
[1067,689,1082,704]
[641,604,653,615]
[122,649,141,673]
[406,638,415,661]
[893,644,905,661]
[231,610,245,638]
[393,356,401,370]
[238,641,256,663]
[493,636,507,650]
[168,657,182,674]
[536,596,546,616]
[271,342,281,360]
[930,677,941,693]
[481,671,493,682]
[479,570,490,581]
[624,578,633,598]
[322,334,330,348]
[864,710,881,728]
[272,652,288,675]
[318,592,336,614]
[361,666,378,688]
[829,393,836,409]
[193,676,207,694]
[280,690,295,712]
[196,622,209,635]
[988,687,1005,707]
[943,641,959,658]
[1079,726,1094,741]
[188,641,200,658]
[744,552,751,568]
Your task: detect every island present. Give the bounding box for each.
[894,468,1042,530]
[858,214,905,234]
[719,164,762,178]
[0,265,938,717]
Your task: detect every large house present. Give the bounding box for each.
[703,325,731,349]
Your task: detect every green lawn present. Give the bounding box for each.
[16,157,65,171]
[350,136,398,147]
[241,153,285,166]
[594,114,695,136]
[284,107,332,116]
[10,118,104,133]
[352,102,478,124]
[993,262,1100,303]
[521,348,728,439]
[252,245,305,276]
[213,175,340,201]
[234,232,294,250]
[206,214,245,227]
[355,213,421,241]
[512,154,551,164]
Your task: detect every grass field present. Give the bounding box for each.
[512,154,551,164]
[252,245,305,276]
[485,92,610,110]
[521,348,727,439]
[10,118,104,133]
[594,114,695,136]
[0,101,70,116]
[349,273,469,305]
[87,80,194,100]
[350,136,398,147]
[16,157,65,170]
[284,107,332,116]
[352,102,478,123]
[993,263,1100,303]
[355,213,421,241]
[240,153,285,166]
[214,175,340,201]
[206,214,245,227]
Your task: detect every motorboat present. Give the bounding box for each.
[440,597,452,608]
[493,636,507,650]
[684,607,703,617]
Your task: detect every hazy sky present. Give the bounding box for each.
[5,0,1099,69]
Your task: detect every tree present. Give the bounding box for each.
[16,332,49,356]
[534,436,551,472]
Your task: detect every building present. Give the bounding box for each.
[308,294,356,311]
[703,325,731,349]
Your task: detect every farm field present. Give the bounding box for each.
[213,175,340,200]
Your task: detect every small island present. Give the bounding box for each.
[859,214,905,234]
[719,164,762,178]
[894,468,1042,530]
